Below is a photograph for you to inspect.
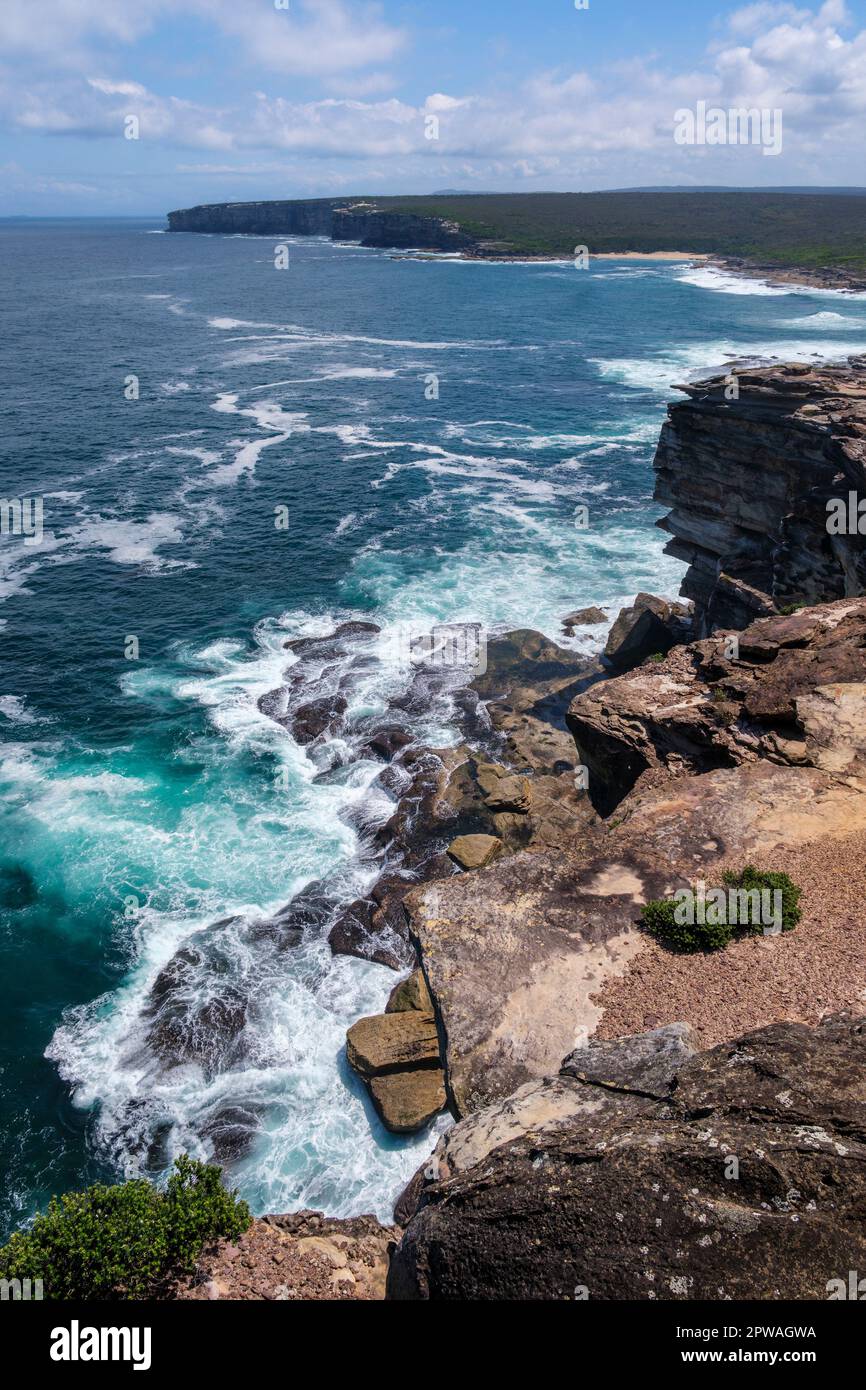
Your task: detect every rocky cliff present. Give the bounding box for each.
[653,357,866,632]
[166,199,340,235]
[167,198,477,251]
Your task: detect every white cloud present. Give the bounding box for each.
[1,1,865,195]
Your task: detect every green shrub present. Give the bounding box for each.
[641,866,802,954]
[722,865,802,934]
[640,897,733,953]
[0,1155,251,1300]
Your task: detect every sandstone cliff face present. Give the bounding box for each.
[167,199,340,235]
[654,358,866,632]
[167,198,477,252]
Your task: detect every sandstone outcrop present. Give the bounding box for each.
[603,592,691,671]
[405,752,866,1115]
[388,1014,866,1300]
[654,358,866,632]
[568,596,866,812]
[345,1009,446,1133]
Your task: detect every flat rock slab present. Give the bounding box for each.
[446,833,503,870]
[388,1014,866,1300]
[345,1011,440,1077]
[406,760,866,1116]
[369,1068,447,1133]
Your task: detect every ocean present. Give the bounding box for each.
[2,217,865,1237]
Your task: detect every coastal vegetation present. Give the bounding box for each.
[0,1155,250,1299]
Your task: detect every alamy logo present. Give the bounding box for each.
[673,880,782,934]
[0,1277,43,1300]
[826,492,866,535]
[0,496,43,545]
[50,1320,152,1371]
[673,101,783,156]
[827,1271,866,1300]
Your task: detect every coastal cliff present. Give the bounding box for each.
[167,198,476,251]
[653,358,866,631]
[168,357,866,1300]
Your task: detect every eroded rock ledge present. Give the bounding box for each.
[388,1013,866,1300]
[654,357,866,632]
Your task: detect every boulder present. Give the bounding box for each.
[386,969,433,1014]
[474,762,532,813]
[446,834,504,870]
[561,606,608,632]
[345,1011,440,1078]
[388,1014,866,1300]
[603,592,690,672]
[368,1069,447,1133]
[567,597,866,813]
[291,695,348,744]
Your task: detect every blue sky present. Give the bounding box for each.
[1,0,865,214]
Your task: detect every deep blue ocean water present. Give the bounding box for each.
[2,217,866,1236]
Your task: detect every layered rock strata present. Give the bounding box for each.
[653,358,866,631]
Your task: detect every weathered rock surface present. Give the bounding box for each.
[174,1210,398,1301]
[345,1008,447,1133]
[405,757,866,1116]
[568,596,866,812]
[561,605,608,633]
[368,1069,447,1134]
[388,1013,866,1300]
[386,968,433,1014]
[446,833,504,869]
[345,1011,440,1077]
[654,358,866,632]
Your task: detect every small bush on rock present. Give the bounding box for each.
[640,898,733,953]
[641,866,802,953]
[722,865,802,933]
[0,1155,251,1300]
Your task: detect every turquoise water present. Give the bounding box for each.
[2,219,866,1236]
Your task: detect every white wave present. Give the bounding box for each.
[675,266,792,297]
[778,310,866,329]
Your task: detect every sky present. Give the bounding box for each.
[0,0,865,215]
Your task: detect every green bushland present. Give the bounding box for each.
[641,866,802,953]
[370,191,866,273]
[0,1155,251,1300]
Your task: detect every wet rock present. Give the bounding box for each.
[446,834,504,870]
[357,725,415,761]
[387,1013,866,1300]
[328,897,409,971]
[561,605,608,633]
[291,695,348,744]
[201,1104,263,1162]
